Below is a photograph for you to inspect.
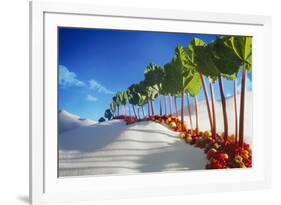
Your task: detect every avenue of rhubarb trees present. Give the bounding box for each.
[110,36,252,148]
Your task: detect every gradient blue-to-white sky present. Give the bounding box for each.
[58,27,252,121]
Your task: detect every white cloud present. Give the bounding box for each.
[88,79,114,95]
[59,65,85,87]
[225,92,232,98]
[86,94,98,102]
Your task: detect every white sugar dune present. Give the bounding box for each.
[58,110,97,134]
[59,120,207,177]
[59,91,252,177]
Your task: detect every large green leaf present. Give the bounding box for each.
[136,92,147,106]
[173,46,195,92]
[118,91,127,105]
[162,62,178,96]
[136,81,147,96]
[144,64,164,89]
[226,36,252,72]
[162,45,202,98]
[186,72,202,97]
[143,63,165,99]
[144,64,164,84]
[190,38,206,47]
[210,37,241,76]
[222,72,238,80]
[185,38,205,69]
[127,85,138,106]
[184,47,196,71]
[127,83,149,106]
[135,80,157,101]
[190,38,220,78]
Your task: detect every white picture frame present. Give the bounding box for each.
[30,1,272,204]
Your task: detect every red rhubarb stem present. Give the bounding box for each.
[200,74,213,130]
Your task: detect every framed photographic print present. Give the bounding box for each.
[30,1,272,204]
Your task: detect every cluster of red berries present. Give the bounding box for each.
[121,114,252,169]
[113,115,138,124]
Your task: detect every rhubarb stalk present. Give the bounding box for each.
[200,74,213,130]
[181,91,185,131]
[194,96,199,134]
[218,75,228,141]
[209,82,217,139]
[234,79,238,143]
[174,96,178,118]
[159,95,163,116]
[239,65,247,148]
[186,94,193,133]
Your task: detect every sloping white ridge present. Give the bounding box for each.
[58,110,97,134]
[59,120,207,177]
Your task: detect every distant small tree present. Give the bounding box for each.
[98,117,106,123]
[104,109,113,120]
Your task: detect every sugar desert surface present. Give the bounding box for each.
[59,92,252,177]
[59,120,207,176]
[59,110,97,134]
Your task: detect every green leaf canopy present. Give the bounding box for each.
[183,41,205,97]
[138,80,158,100]
[163,62,179,96]
[166,46,195,94]
[190,37,244,81]
[129,82,149,107]
[144,64,164,87]
[225,36,252,72]
[114,91,127,106]
[143,63,165,97]
[136,93,147,107]
[127,84,140,106]
[189,38,220,79]
[120,91,128,105]
[209,37,241,77]
[185,72,202,97]
[112,95,120,106]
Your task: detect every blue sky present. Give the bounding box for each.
[58,28,252,121]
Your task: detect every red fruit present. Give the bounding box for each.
[243,143,250,150]
[185,135,193,144]
[207,159,226,169]
[224,143,240,158]
[198,138,209,149]
[185,129,190,134]
[203,131,212,138]
[207,148,217,160]
[179,132,186,139]
[241,150,250,161]
[169,122,177,129]
[194,137,203,147]
[204,143,213,153]
[213,152,229,162]
[234,155,243,163]
[198,131,203,136]
[213,143,221,150]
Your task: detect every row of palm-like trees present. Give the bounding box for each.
[110,36,252,148]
